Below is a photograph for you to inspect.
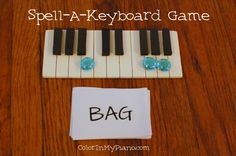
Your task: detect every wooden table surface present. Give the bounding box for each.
[0,0,235,155]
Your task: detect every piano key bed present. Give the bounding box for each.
[43,28,183,78]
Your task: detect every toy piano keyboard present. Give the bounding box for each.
[43,28,183,78]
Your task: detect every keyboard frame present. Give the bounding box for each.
[42,29,183,78]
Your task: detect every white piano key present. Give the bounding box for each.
[131,31,146,78]
[169,31,183,78]
[81,30,94,78]
[157,30,170,78]
[56,30,69,78]
[119,31,132,78]
[145,30,158,78]
[94,30,107,78]
[42,30,56,78]
[107,30,120,78]
[69,30,81,78]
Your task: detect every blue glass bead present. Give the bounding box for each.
[143,57,158,70]
[156,59,171,72]
[80,57,95,71]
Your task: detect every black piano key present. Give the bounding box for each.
[115,29,124,55]
[102,29,110,56]
[77,28,87,55]
[65,28,74,55]
[139,29,149,55]
[53,28,62,55]
[150,29,160,55]
[162,28,172,56]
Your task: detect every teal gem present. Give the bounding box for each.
[143,57,158,70]
[80,57,95,71]
[156,59,171,72]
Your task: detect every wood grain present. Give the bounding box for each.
[0,0,12,156]
[11,0,43,156]
[12,0,42,156]
[0,0,235,155]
